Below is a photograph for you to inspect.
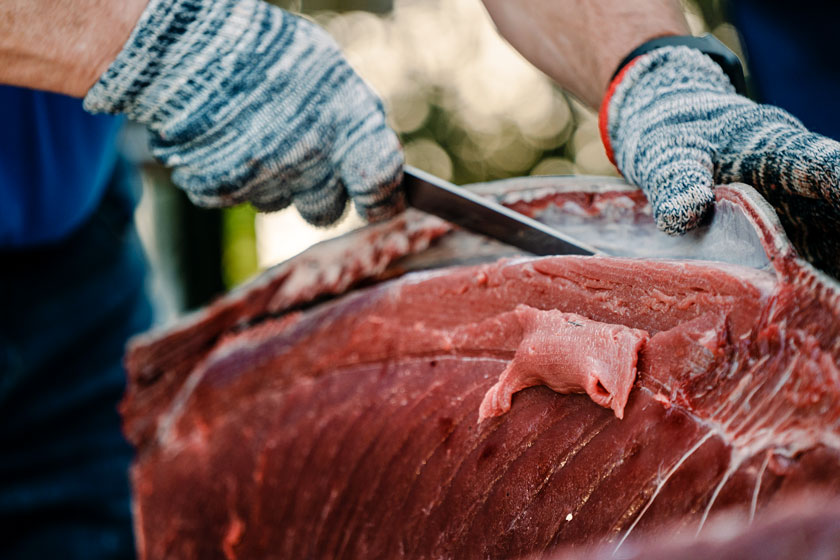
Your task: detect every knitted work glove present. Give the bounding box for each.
[84,0,403,226]
[600,46,840,249]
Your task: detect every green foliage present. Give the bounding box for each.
[222,205,259,288]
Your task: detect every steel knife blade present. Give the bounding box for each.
[402,165,599,256]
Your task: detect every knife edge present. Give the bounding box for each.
[403,165,599,257]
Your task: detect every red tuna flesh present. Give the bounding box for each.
[123,178,840,559]
[553,494,840,560]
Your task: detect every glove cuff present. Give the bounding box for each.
[598,56,641,168]
[83,0,280,130]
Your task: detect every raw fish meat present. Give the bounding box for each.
[124,177,840,559]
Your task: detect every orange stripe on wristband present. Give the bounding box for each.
[598,56,643,167]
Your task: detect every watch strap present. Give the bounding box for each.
[610,33,748,96]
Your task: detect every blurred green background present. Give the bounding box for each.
[132,0,744,322]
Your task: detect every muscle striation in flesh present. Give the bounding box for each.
[123,178,840,560]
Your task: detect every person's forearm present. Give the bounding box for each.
[481,0,689,108]
[0,0,148,96]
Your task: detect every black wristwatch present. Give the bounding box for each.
[611,33,748,96]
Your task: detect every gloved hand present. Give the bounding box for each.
[600,46,840,236]
[84,0,403,226]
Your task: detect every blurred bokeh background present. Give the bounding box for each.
[131,0,743,323]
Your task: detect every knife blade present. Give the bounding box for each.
[402,166,599,256]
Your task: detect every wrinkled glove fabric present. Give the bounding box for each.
[602,46,840,276]
[85,0,403,225]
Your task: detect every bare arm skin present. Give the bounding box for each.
[0,0,148,96]
[481,0,690,108]
[3,0,687,104]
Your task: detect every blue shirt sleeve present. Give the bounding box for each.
[0,86,123,248]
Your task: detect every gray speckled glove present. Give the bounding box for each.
[601,46,840,238]
[84,0,403,226]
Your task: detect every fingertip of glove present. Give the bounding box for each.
[654,184,715,235]
[355,183,406,223]
[340,136,405,223]
[351,161,406,223]
[293,178,350,227]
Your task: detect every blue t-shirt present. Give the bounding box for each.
[732,1,840,141]
[0,86,122,248]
